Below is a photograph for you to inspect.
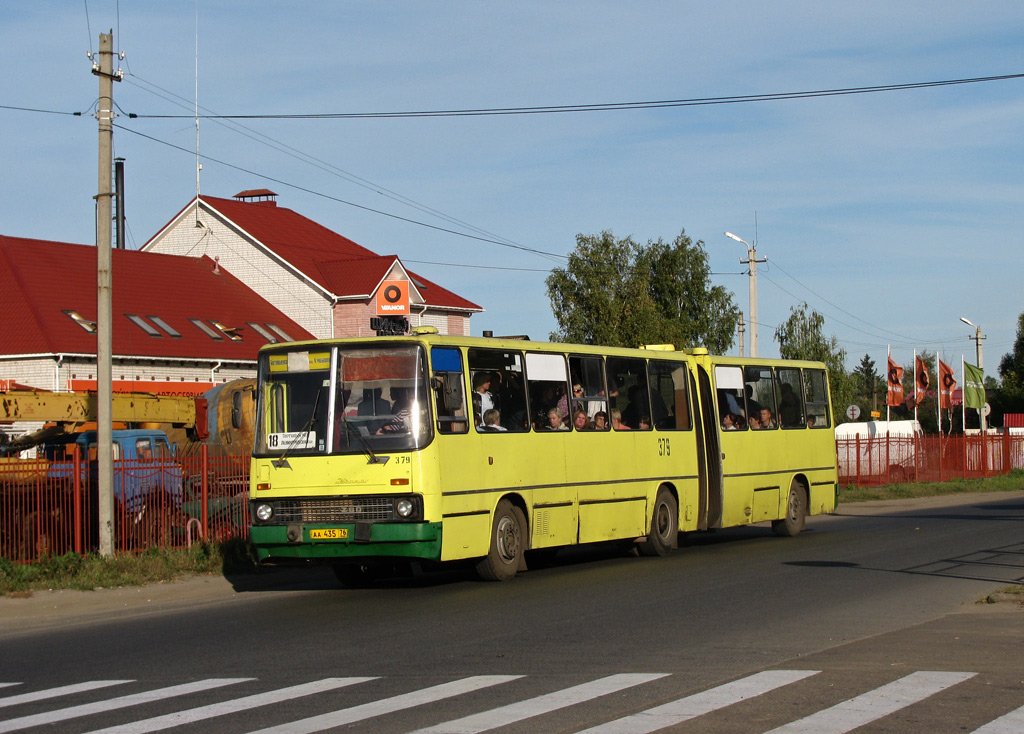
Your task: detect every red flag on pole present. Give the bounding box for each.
[915,355,930,400]
[887,356,904,407]
[938,360,957,409]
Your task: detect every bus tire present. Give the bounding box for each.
[773,480,807,537]
[638,487,677,557]
[476,499,525,581]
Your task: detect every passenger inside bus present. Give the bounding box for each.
[546,408,569,431]
[593,411,608,430]
[572,408,591,430]
[481,409,507,432]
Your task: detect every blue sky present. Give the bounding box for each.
[3,2,1023,384]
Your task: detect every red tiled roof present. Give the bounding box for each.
[198,196,482,312]
[0,235,314,359]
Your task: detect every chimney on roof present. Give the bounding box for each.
[233,189,278,207]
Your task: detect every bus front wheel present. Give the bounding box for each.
[773,480,807,537]
[638,487,678,557]
[476,499,526,581]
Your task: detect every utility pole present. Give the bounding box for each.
[93,31,121,556]
[737,312,746,358]
[724,232,767,357]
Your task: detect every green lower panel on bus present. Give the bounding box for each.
[250,522,443,562]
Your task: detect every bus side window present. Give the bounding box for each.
[607,356,649,430]
[804,368,831,428]
[714,365,747,430]
[525,352,571,431]
[776,368,805,428]
[431,347,468,434]
[568,355,607,429]
[649,359,690,430]
[745,366,778,430]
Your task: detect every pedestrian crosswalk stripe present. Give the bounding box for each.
[577,670,819,734]
[246,675,523,734]
[410,673,669,734]
[0,682,132,709]
[971,704,1024,734]
[765,670,977,733]
[79,678,375,734]
[0,678,253,734]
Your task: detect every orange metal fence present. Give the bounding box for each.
[5,435,1023,562]
[837,433,1024,486]
[0,445,249,563]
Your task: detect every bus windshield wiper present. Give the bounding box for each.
[273,387,322,469]
[343,418,386,465]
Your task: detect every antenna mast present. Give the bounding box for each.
[194,1,202,226]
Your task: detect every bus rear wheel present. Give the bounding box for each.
[638,487,678,557]
[773,480,807,537]
[476,499,526,581]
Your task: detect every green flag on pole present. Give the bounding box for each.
[964,361,985,410]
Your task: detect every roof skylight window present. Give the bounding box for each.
[126,314,161,337]
[266,324,294,342]
[147,315,181,338]
[190,318,223,340]
[63,310,97,334]
[246,322,278,344]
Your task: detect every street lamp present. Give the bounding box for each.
[959,317,984,369]
[724,232,767,357]
[960,316,987,432]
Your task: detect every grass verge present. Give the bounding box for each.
[839,469,1024,503]
[0,538,259,596]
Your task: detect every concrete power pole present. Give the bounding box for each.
[93,31,120,556]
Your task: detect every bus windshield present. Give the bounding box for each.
[255,344,432,457]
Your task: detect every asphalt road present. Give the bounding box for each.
[1,491,1022,733]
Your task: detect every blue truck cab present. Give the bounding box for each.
[42,429,184,513]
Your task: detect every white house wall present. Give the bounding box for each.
[146,204,335,339]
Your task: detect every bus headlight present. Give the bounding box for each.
[255,503,274,522]
[395,498,414,518]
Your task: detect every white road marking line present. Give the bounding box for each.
[577,670,819,734]
[0,678,252,734]
[410,673,669,734]
[245,676,523,734]
[766,670,977,733]
[80,678,375,734]
[971,703,1024,733]
[0,681,132,708]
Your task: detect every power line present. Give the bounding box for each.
[112,123,567,261]
[129,73,1024,120]
[122,72,557,263]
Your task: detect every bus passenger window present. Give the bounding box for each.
[525,352,571,431]
[804,369,831,428]
[468,348,529,432]
[745,366,778,430]
[606,356,649,430]
[568,355,608,429]
[714,365,747,430]
[775,368,805,428]
[648,359,690,430]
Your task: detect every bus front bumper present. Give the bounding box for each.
[249,522,442,563]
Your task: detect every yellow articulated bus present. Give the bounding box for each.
[248,329,838,584]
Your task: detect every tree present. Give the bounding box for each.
[851,354,881,415]
[773,303,854,421]
[546,229,739,351]
[988,312,1024,424]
